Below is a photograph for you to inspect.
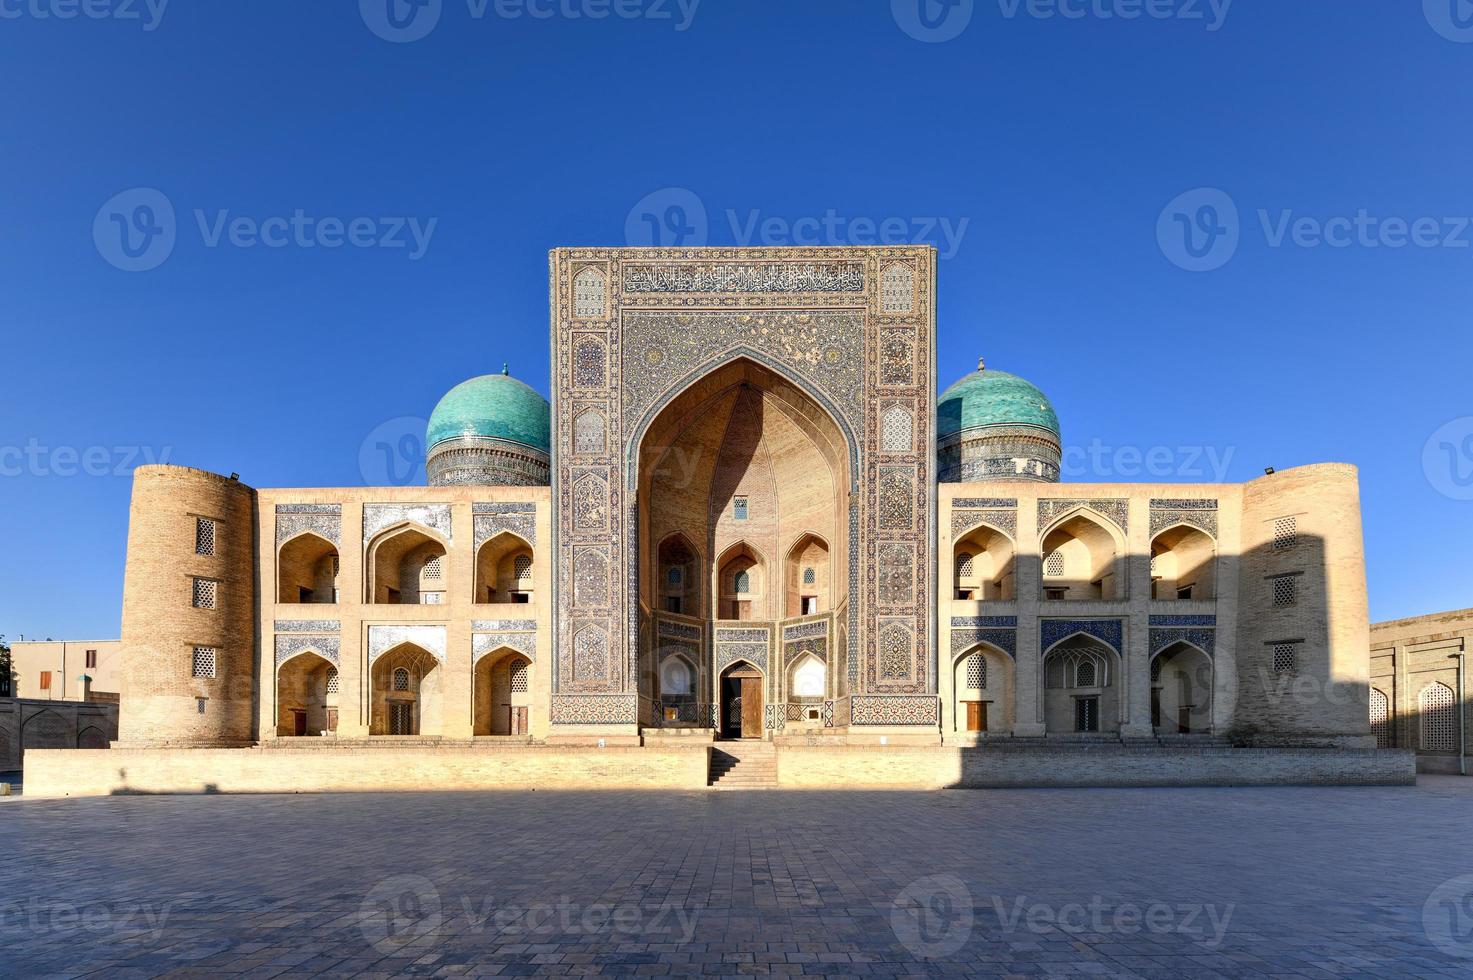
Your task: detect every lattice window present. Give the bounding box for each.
[513,554,533,585]
[1150,657,1163,683]
[1044,551,1065,577]
[666,565,684,588]
[1075,696,1100,733]
[801,568,816,588]
[573,267,606,318]
[1420,682,1457,752]
[965,653,986,690]
[509,659,529,693]
[734,569,751,594]
[326,667,339,694]
[1271,576,1296,608]
[1075,659,1097,688]
[393,667,410,692]
[880,406,912,452]
[1272,644,1298,675]
[191,646,216,679]
[192,578,217,609]
[733,497,748,521]
[195,518,216,557]
[956,552,975,578]
[422,556,443,580]
[1370,688,1390,748]
[880,263,915,313]
[1273,517,1298,550]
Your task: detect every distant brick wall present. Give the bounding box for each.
[0,698,119,771]
[775,744,1415,789]
[22,744,711,797]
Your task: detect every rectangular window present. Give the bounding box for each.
[1273,516,1298,551]
[1075,697,1100,733]
[39,671,52,691]
[192,578,217,609]
[664,596,682,614]
[422,592,444,606]
[512,592,530,605]
[733,496,748,521]
[195,518,216,557]
[85,649,98,669]
[197,698,207,715]
[1176,585,1194,600]
[1271,576,1297,608]
[802,596,818,615]
[1272,644,1298,675]
[191,646,217,679]
[1045,588,1067,601]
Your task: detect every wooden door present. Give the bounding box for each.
[292,710,307,737]
[510,706,529,735]
[740,676,762,738]
[326,708,339,733]
[965,701,985,733]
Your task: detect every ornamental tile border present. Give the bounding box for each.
[950,616,1018,628]
[472,502,537,514]
[1040,619,1124,655]
[1149,628,1217,658]
[951,509,1017,540]
[273,634,340,669]
[275,504,342,515]
[715,627,770,642]
[849,695,938,726]
[363,503,452,544]
[471,619,537,632]
[1038,498,1129,535]
[273,620,341,633]
[716,643,769,674]
[550,693,638,725]
[1149,614,1217,627]
[952,497,1018,509]
[782,620,829,641]
[1149,499,1219,539]
[657,619,702,641]
[473,632,536,662]
[367,625,447,664]
[950,629,1018,658]
[474,512,537,550]
[275,512,342,547]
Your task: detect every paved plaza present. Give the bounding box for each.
[4,778,1472,978]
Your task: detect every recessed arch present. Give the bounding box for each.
[365,522,449,605]
[950,641,1015,735]
[1040,509,1125,601]
[1041,634,1122,734]
[474,645,534,736]
[277,531,339,604]
[1150,524,1218,601]
[656,531,701,617]
[369,642,442,736]
[953,521,1015,601]
[784,531,831,618]
[275,649,337,737]
[1149,641,1213,735]
[474,529,535,605]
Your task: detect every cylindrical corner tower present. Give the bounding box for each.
[117,465,257,746]
[425,367,552,486]
[938,360,1062,483]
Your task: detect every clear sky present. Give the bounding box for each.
[3,0,1471,639]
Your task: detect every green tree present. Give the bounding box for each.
[0,634,11,698]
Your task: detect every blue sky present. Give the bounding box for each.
[3,0,1472,639]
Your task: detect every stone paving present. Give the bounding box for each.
[4,777,1473,978]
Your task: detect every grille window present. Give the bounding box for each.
[191,647,217,679]
[803,567,816,586]
[1370,688,1390,748]
[513,554,533,585]
[1075,659,1097,688]
[195,518,216,557]
[1271,576,1297,607]
[1272,644,1298,675]
[192,578,217,609]
[326,667,339,694]
[956,552,974,578]
[509,659,529,693]
[1420,682,1457,752]
[965,653,986,690]
[393,667,410,692]
[733,497,748,521]
[1273,517,1298,550]
[1150,657,1163,683]
[1075,696,1100,733]
[422,556,442,580]
[1044,551,1065,577]
[734,569,751,594]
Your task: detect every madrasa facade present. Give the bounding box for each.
[100,246,1386,779]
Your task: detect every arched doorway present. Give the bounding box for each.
[1042,635,1122,734]
[634,358,853,718]
[475,532,535,605]
[1040,511,1124,601]
[719,662,764,739]
[369,643,442,735]
[1150,525,1217,600]
[474,649,533,736]
[278,532,339,604]
[365,524,448,605]
[1150,642,1213,734]
[951,645,1014,735]
[276,650,339,736]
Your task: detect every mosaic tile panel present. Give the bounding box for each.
[367,625,446,664]
[362,503,452,544]
[950,629,1017,658]
[275,504,342,548]
[950,616,1019,628]
[473,632,536,662]
[764,704,787,731]
[782,620,829,641]
[657,619,702,641]
[549,694,638,725]
[716,643,768,674]
[273,620,341,633]
[952,498,1019,510]
[1038,498,1129,535]
[273,634,340,669]
[850,695,938,726]
[951,509,1017,540]
[572,625,611,684]
[1149,615,1218,627]
[622,261,865,294]
[1150,627,1216,657]
[573,548,610,607]
[473,512,537,550]
[1150,498,1220,539]
[1040,619,1124,655]
[715,627,770,642]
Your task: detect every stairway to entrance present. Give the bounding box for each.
[709,741,777,790]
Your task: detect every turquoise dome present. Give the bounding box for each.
[426,369,550,453]
[938,363,1060,440]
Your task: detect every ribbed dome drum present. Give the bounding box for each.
[938,360,1062,483]
[425,368,551,487]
